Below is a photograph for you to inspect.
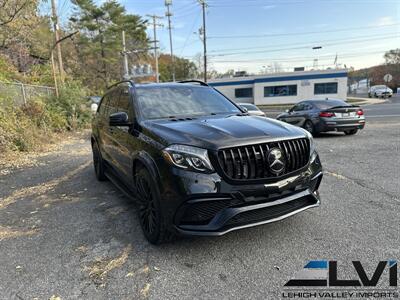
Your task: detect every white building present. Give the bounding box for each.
[350,78,368,94]
[209,69,348,105]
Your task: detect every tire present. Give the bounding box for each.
[135,166,174,244]
[92,141,107,181]
[374,93,377,98]
[368,93,371,98]
[303,120,315,135]
[344,129,358,135]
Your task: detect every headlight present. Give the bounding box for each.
[303,130,317,161]
[162,144,214,173]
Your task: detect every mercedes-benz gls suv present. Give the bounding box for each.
[91,80,323,244]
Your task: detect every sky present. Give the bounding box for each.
[50,0,399,74]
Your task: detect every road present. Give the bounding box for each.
[362,94,400,118]
[0,101,399,299]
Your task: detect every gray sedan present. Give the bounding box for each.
[276,99,365,135]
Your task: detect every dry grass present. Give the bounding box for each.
[140,283,151,299]
[85,244,132,284]
[0,225,38,241]
[0,130,90,172]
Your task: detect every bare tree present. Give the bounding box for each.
[0,0,33,26]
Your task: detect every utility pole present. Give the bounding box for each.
[146,14,163,83]
[122,31,129,79]
[199,0,207,82]
[50,0,64,82]
[50,51,59,97]
[165,0,176,81]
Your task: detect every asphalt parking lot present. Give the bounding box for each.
[0,97,399,299]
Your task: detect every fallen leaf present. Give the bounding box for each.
[140,283,150,298]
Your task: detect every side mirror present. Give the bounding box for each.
[241,107,248,113]
[109,112,130,126]
[285,109,290,113]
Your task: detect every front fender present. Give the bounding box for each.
[132,151,163,192]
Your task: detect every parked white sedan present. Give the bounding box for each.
[238,103,266,117]
[368,85,393,98]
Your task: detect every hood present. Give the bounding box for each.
[142,114,306,150]
[375,88,393,92]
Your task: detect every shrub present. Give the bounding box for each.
[46,80,92,130]
[0,80,91,154]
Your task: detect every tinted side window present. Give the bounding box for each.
[98,95,109,116]
[118,87,131,113]
[292,103,305,111]
[108,88,121,116]
[303,103,313,110]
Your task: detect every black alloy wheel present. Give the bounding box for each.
[135,167,173,244]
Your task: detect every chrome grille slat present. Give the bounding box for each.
[258,144,266,178]
[237,148,244,179]
[217,138,310,181]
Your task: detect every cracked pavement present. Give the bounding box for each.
[0,104,399,299]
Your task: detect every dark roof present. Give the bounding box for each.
[135,82,209,88]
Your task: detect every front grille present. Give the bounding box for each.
[217,138,310,180]
[224,196,315,227]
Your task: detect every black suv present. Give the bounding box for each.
[91,80,323,244]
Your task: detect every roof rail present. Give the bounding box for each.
[106,80,135,90]
[178,79,209,87]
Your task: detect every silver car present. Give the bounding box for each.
[238,103,266,117]
[368,85,393,98]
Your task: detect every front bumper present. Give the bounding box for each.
[158,153,323,236]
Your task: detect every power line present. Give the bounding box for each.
[207,0,399,6]
[179,11,201,56]
[208,32,399,54]
[210,49,390,63]
[208,34,398,57]
[208,23,399,39]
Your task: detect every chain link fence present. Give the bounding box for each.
[0,81,56,106]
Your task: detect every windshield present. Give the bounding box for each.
[136,86,241,119]
[312,99,350,110]
[374,85,387,89]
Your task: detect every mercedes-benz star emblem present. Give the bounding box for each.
[267,148,286,174]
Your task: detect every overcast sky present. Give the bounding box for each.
[53,0,399,73]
